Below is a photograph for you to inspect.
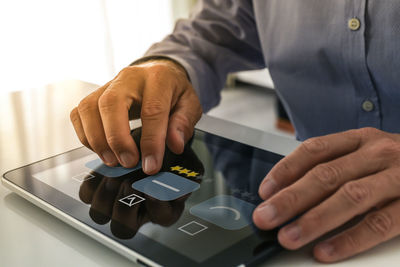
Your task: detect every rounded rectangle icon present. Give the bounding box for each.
[85,158,141,177]
[131,172,200,201]
[190,195,256,230]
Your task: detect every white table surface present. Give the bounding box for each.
[1,80,399,267]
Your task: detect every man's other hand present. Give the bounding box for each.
[254,128,400,263]
[70,60,202,174]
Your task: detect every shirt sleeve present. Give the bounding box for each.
[143,0,265,112]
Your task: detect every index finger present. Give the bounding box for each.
[259,129,362,199]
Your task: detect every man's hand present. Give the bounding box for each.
[253,127,400,262]
[70,60,202,174]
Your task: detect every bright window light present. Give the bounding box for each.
[0,0,174,92]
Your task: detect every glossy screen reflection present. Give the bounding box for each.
[32,128,284,263]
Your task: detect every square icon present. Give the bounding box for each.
[118,193,145,207]
[72,172,95,182]
[190,195,256,230]
[85,158,141,178]
[178,221,208,236]
[131,172,200,201]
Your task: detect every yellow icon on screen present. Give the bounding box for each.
[170,165,200,178]
[187,171,199,177]
[170,166,182,171]
[179,168,190,175]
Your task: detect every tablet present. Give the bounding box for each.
[2,122,287,267]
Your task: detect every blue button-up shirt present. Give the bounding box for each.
[145,0,400,140]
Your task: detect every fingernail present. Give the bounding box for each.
[256,203,277,222]
[260,178,277,199]
[119,152,135,167]
[143,155,156,174]
[282,224,301,241]
[316,242,334,257]
[102,151,116,165]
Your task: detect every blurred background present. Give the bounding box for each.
[0,0,197,93]
[0,0,276,92]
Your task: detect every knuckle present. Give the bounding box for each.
[311,163,341,191]
[118,67,129,75]
[273,158,294,178]
[118,66,136,77]
[376,138,400,157]
[173,112,191,127]
[301,137,328,155]
[365,138,400,167]
[391,143,400,156]
[357,127,381,140]
[341,181,371,206]
[105,134,123,150]
[145,65,170,81]
[85,136,104,152]
[70,108,79,123]
[172,113,194,136]
[343,232,361,250]
[280,189,299,209]
[302,209,323,227]
[77,98,95,114]
[364,211,393,238]
[98,90,119,110]
[118,66,145,83]
[140,132,160,145]
[380,170,400,191]
[148,63,169,74]
[141,99,167,119]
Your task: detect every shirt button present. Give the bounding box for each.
[348,18,361,31]
[362,100,374,112]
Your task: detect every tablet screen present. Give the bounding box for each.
[7,128,284,266]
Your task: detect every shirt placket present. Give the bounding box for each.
[343,0,381,129]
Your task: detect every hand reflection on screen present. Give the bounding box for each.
[79,130,204,239]
[79,174,189,239]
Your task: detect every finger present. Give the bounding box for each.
[275,167,400,250]
[314,199,400,263]
[140,76,175,175]
[111,181,145,239]
[99,80,140,168]
[78,86,118,166]
[166,88,202,154]
[89,177,123,224]
[253,143,388,230]
[145,197,184,226]
[78,175,102,204]
[70,107,91,149]
[259,130,362,200]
